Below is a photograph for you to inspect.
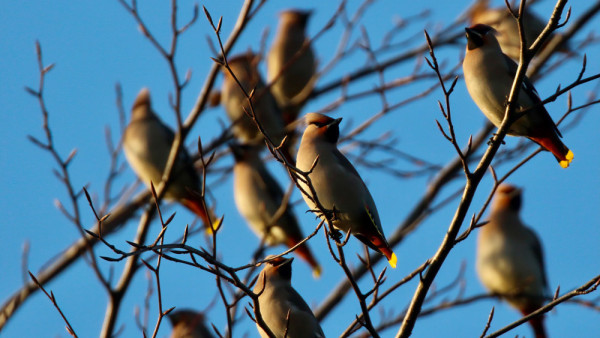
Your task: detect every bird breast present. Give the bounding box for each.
[477,230,545,300]
[296,143,374,233]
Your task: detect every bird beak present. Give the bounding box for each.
[329,118,342,127]
[465,27,476,40]
[278,257,294,267]
[464,27,484,50]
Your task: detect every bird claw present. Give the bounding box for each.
[487,134,506,145]
[329,229,343,241]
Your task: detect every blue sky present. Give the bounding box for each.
[1,0,599,337]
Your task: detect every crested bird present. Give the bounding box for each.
[253,256,325,337]
[231,143,321,277]
[468,0,568,60]
[267,9,317,126]
[463,24,573,168]
[296,113,397,268]
[477,184,548,338]
[220,53,286,149]
[123,88,218,230]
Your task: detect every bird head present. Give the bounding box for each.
[465,24,498,50]
[261,256,294,282]
[304,113,342,144]
[493,184,523,212]
[130,87,152,120]
[280,9,312,28]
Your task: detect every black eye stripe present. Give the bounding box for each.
[310,121,328,127]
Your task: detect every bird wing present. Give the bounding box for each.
[155,117,201,189]
[285,286,325,336]
[502,54,541,102]
[523,225,549,290]
[256,165,304,239]
[285,285,314,313]
[332,149,364,182]
[256,165,285,203]
[502,54,562,137]
[333,148,385,229]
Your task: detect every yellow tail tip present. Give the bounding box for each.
[312,266,322,279]
[388,253,397,269]
[204,216,224,235]
[559,150,574,168]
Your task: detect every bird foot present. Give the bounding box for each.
[329,229,343,241]
[487,134,506,146]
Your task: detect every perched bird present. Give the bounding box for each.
[123,88,217,230]
[167,309,214,338]
[296,113,397,268]
[231,143,321,277]
[220,53,286,148]
[477,184,548,338]
[468,0,567,60]
[267,9,317,126]
[463,24,573,168]
[253,256,324,338]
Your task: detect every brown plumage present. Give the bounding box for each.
[468,0,569,60]
[296,113,397,268]
[463,24,573,167]
[220,53,286,147]
[267,9,317,125]
[477,184,548,338]
[253,256,324,337]
[122,88,218,230]
[231,143,320,277]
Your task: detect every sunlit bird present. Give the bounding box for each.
[468,0,568,60]
[296,113,397,268]
[123,88,218,230]
[463,24,573,168]
[267,9,317,125]
[253,256,325,337]
[477,184,548,338]
[231,143,321,277]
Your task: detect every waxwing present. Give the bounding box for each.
[231,143,321,277]
[468,0,568,60]
[253,256,325,337]
[220,53,286,148]
[267,9,317,126]
[296,113,397,268]
[463,24,573,168]
[477,184,548,338]
[123,88,218,230]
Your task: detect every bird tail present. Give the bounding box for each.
[287,238,321,278]
[520,308,546,338]
[528,132,573,168]
[378,246,398,269]
[357,234,397,269]
[181,196,222,233]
